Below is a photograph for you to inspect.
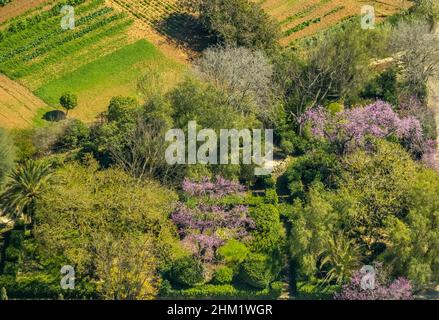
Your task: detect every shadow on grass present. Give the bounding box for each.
[42,110,66,122]
[155,13,216,52]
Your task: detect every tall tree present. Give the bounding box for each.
[194,46,276,121]
[182,0,280,52]
[390,19,439,99]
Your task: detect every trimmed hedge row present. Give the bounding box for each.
[162,282,284,300]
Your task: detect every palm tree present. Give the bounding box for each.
[0,160,54,230]
[318,234,362,286]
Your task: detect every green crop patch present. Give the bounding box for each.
[35,39,185,122]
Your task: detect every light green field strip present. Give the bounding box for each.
[34,39,186,123]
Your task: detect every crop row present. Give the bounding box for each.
[280,0,332,26]
[283,4,345,37]
[0,0,133,86]
[0,7,114,64]
[113,0,187,33]
[22,13,124,61]
[6,17,132,80]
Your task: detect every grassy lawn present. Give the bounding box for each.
[35,39,186,123]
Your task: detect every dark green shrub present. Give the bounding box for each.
[285,150,340,200]
[249,204,283,253]
[56,119,90,150]
[5,246,21,262]
[10,129,36,160]
[107,96,137,122]
[8,230,24,247]
[212,266,234,284]
[189,0,280,52]
[169,256,204,287]
[361,68,398,105]
[158,279,174,296]
[2,262,18,276]
[239,253,274,289]
[280,131,312,156]
[261,175,276,189]
[269,281,284,297]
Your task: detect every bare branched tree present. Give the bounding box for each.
[390,19,439,98]
[194,46,276,121]
[108,118,180,183]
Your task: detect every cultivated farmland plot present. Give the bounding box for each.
[257,0,413,44]
[0,0,133,89]
[0,0,185,126]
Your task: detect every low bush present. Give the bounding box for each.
[212,266,234,284]
[217,239,249,267]
[239,253,274,289]
[264,189,278,205]
[163,283,283,299]
[169,256,205,287]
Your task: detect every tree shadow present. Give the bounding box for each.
[155,13,216,52]
[42,110,66,122]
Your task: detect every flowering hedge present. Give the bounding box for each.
[305,100,437,165]
[171,177,254,263]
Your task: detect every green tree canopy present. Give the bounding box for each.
[59,92,78,115]
[34,162,182,299]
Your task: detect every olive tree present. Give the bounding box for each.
[182,0,280,52]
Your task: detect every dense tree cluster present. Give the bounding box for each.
[0,0,438,300]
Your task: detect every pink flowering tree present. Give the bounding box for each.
[305,100,437,164]
[171,176,254,263]
[335,263,413,300]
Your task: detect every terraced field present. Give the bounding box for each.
[257,0,413,44]
[111,0,182,29]
[0,74,47,128]
[0,0,133,90]
[110,0,210,52]
[0,0,185,126]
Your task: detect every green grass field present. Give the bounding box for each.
[35,39,185,122]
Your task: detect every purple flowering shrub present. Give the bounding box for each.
[335,263,413,300]
[182,176,247,198]
[305,100,437,166]
[172,177,254,263]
